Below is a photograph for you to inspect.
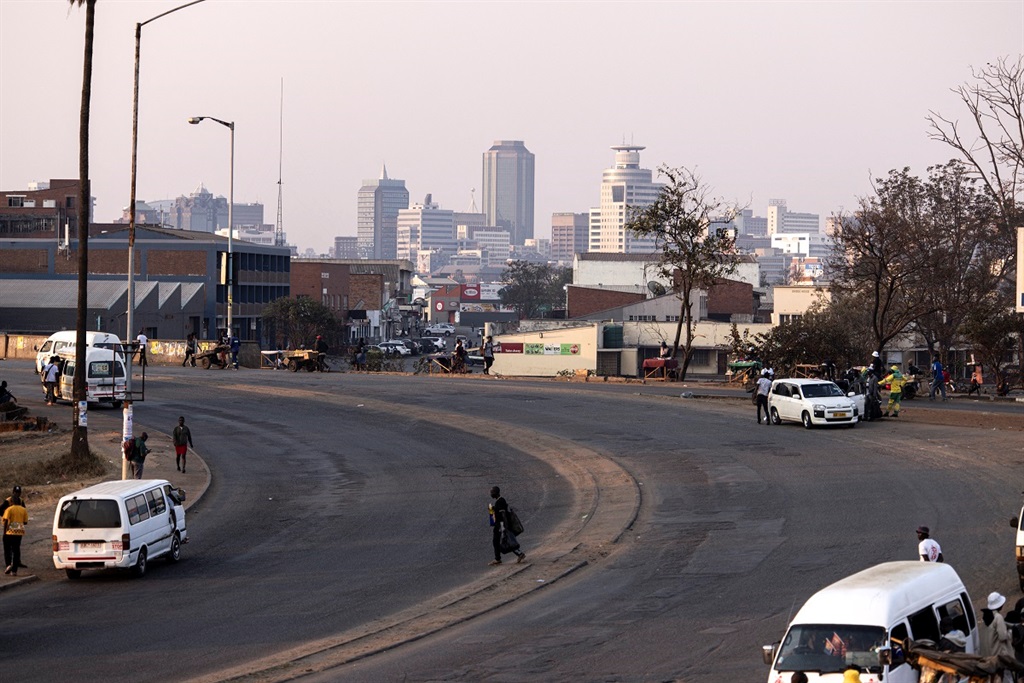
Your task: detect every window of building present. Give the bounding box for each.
[7,196,24,207]
[65,196,75,209]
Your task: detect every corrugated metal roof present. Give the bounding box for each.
[0,279,126,309]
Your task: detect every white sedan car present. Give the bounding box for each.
[768,378,863,428]
[378,341,411,357]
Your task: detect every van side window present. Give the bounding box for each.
[937,597,970,635]
[146,489,166,516]
[126,494,151,525]
[908,606,941,642]
[889,622,909,667]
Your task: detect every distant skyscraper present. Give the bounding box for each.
[357,164,409,259]
[482,140,535,245]
[551,212,589,263]
[397,194,455,263]
[588,145,663,253]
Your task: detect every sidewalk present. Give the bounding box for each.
[0,399,210,590]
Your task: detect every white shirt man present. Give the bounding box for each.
[42,358,60,405]
[917,526,943,562]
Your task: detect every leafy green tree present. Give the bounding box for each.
[499,262,570,319]
[70,0,97,462]
[625,166,740,380]
[262,297,341,350]
[828,168,941,357]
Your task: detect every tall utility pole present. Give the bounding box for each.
[275,78,285,248]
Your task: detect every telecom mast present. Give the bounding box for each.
[274,78,285,247]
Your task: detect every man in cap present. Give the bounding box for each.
[314,334,329,372]
[2,486,27,575]
[0,486,27,569]
[916,526,943,562]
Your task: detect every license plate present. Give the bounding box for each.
[832,412,848,418]
[79,542,104,550]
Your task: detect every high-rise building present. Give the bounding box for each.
[551,212,589,263]
[482,140,535,245]
[333,236,359,259]
[588,145,663,253]
[767,199,820,235]
[397,194,455,263]
[357,165,409,259]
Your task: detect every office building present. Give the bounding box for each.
[333,236,359,259]
[396,195,455,263]
[357,165,410,259]
[482,140,535,245]
[588,145,663,253]
[767,199,820,235]
[551,212,589,263]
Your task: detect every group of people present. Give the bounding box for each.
[124,416,195,479]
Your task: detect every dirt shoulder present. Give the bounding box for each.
[0,408,209,586]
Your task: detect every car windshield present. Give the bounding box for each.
[775,624,886,674]
[801,383,844,398]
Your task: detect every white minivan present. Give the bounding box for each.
[53,347,127,408]
[52,479,187,579]
[762,561,978,682]
[35,330,124,374]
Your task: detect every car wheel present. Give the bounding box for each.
[444,331,451,337]
[200,356,212,370]
[169,533,181,563]
[133,547,147,577]
[801,411,813,429]
[770,407,782,425]
[65,568,82,580]
[288,359,299,372]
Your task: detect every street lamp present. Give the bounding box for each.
[188,116,234,335]
[124,0,206,479]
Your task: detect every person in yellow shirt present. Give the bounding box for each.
[3,488,28,576]
[882,365,907,418]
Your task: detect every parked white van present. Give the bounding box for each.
[762,562,978,682]
[52,347,127,408]
[35,330,123,373]
[52,479,187,579]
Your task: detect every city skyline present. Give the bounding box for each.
[1,2,1021,255]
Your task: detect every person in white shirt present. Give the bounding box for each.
[755,369,774,425]
[136,329,148,367]
[916,525,944,562]
[41,356,60,405]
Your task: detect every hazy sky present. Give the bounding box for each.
[2,1,1023,254]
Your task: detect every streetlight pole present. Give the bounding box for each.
[124,0,207,480]
[188,116,234,335]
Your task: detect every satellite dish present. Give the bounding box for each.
[647,281,667,296]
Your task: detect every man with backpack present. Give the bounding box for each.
[41,355,60,405]
[127,432,150,479]
[488,485,526,566]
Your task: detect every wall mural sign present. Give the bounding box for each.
[524,343,580,355]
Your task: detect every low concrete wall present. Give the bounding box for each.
[2,334,261,368]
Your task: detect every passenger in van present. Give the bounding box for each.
[938,617,967,652]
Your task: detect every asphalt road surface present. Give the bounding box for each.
[1,363,1022,682]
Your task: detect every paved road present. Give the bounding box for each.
[1,363,1021,682]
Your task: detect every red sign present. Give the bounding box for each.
[497,343,523,354]
[435,301,444,311]
[461,284,481,301]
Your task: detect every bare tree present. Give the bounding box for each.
[69,0,96,461]
[928,58,1024,380]
[625,166,740,380]
[828,169,940,357]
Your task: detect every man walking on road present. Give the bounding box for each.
[482,336,495,375]
[173,417,194,474]
[755,369,773,425]
[488,486,526,566]
[929,354,947,401]
[2,488,27,576]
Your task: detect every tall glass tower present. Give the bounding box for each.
[357,164,409,259]
[481,140,535,245]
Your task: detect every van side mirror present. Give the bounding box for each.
[847,391,855,397]
[1012,517,1019,528]
[878,647,892,667]
[761,644,777,666]
[33,344,38,351]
